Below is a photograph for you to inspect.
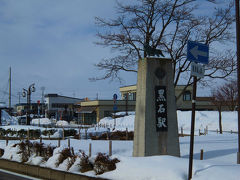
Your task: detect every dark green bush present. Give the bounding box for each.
[42,129,57,136]
[29,129,41,138]
[64,129,77,137]
[0,148,4,157]
[0,128,6,136]
[17,129,27,138]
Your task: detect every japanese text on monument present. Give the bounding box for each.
[155,86,168,131]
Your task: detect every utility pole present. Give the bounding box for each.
[9,67,11,113]
[17,92,21,104]
[235,0,240,164]
[40,86,45,116]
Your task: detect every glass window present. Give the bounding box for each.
[123,92,136,100]
[183,91,191,101]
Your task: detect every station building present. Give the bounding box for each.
[76,84,219,125]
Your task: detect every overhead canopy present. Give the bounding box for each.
[76,106,97,114]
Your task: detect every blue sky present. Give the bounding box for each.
[0,0,235,106]
[0,0,137,105]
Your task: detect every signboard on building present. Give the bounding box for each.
[155,86,167,131]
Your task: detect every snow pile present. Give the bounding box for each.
[1,144,22,162]
[99,115,135,131]
[41,129,63,139]
[0,102,6,107]
[45,147,63,168]
[115,111,135,116]
[31,118,52,125]
[103,156,188,180]
[0,110,18,125]
[56,120,69,126]
[27,156,44,166]
[98,111,238,132]
[177,111,238,131]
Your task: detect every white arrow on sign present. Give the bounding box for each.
[190,46,208,59]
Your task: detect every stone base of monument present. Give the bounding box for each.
[133,57,180,157]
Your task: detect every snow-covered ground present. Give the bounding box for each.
[0,111,240,180]
[0,133,239,180]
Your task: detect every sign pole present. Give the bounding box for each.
[188,76,197,180]
[113,94,118,129]
[187,40,208,179]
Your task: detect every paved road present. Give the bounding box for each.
[0,169,40,180]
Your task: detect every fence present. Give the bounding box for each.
[178,126,238,137]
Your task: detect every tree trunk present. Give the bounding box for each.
[218,108,223,134]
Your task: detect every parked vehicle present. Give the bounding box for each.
[17,116,27,125]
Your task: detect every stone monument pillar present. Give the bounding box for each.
[133,57,180,157]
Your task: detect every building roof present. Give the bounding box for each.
[119,84,137,88]
[15,103,43,106]
[44,94,84,101]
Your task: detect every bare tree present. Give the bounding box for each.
[213,80,238,110]
[211,80,238,134]
[92,0,236,99]
[211,89,224,134]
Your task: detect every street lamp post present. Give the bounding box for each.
[22,83,35,125]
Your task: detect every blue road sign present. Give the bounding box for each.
[113,94,118,100]
[187,41,209,64]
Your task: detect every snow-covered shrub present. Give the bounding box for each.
[13,140,33,162]
[38,144,57,161]
[44,145,56,160]
[78,151,93,173]
[33,142,44,156]
[93,153,119,175]
[66,155,77,171]
[56,148,73,167]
